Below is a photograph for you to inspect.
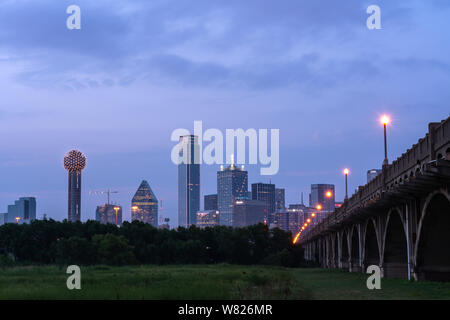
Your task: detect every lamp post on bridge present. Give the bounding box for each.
[381,115,391,167]
[343,168,349,201]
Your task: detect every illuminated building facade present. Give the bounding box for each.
[63,150,86,222]
[131,180,158,227]
[196,210,220,228]
[96,204,122,226]
[178,135,201,227]
[217,162,248,226]
[309,184,335,214]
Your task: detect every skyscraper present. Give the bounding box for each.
[251,183,276,224]
[96,204,123,226]
[232,199,266,228]
[367,169,382,183]
[217,162,248,226]
[178,135,200,227]
[275,188,285,211]
[196,210,220,228]
[204,194,218,211]
[5,197,36,224]
[131,180,158,227]
[309,184,335,220]
[63,150,86,222]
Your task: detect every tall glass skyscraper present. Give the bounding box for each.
[251,183,276,224]
[309,184,335,214]
[217,163,248,226]
[131,180,158,227]
[178,135,200,227]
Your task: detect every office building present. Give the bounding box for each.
[275,188,285,211]
[217,161,248,226]
[204,194,218,211]
[232,199,266,228]
[178,135,201,227]
[5,197,36,224]
[309,184,335,213]
[96,204,122,226]
[63,150,86,222]
[131,180,158,227]
[367,169,382,183]
[196,210,220,228]
[251,183,276,224]
[273,210,289,231]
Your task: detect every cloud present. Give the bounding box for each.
[0,0,419,91]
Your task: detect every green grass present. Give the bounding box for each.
[0,265,449,300]
[292,268,450,300]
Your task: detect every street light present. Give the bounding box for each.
[325,191,333,198]
[15,217,21,224]
[343,168,349,200]
[380,114,391,167]
[114,206,120,226]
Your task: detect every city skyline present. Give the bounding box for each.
[1,114,448,227]
[1,1,450,226]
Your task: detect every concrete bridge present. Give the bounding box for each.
[300,116,450,281]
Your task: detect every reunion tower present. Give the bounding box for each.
[63,150,87,222]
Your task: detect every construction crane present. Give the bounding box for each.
[89,189,119,205]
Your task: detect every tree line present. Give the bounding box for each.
[0,220,308,267]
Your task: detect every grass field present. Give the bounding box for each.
[0,265,449,300]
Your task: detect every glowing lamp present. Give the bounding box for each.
[380,115,390,125]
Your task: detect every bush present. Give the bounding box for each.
[0,254,15,268]
[93,234,136,266]
[55,236,95,265]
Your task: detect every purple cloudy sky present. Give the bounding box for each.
[0,0,449,226]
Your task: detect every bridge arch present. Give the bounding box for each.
[340,230,350,269]
[415,190,450,281]
[334,233,339,268]
[382,208,408,278]
[350,225,360,271]
[363,218,380,269]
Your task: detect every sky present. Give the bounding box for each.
[0,0,449,226]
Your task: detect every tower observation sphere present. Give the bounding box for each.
[63,150,87,222]
[64,150,86,173]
